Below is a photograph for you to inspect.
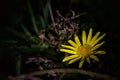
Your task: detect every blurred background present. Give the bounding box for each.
[0,0,120,80]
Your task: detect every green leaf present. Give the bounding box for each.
[21,25,32,37]
[43,2,50,24]
[27,0,39,33]
[39,16,46,29]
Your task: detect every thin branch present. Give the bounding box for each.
[30,68,118,80]
[70,12,87,20]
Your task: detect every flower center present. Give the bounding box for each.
[77,45,91,57]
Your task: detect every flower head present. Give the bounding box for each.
[60,28,106,68]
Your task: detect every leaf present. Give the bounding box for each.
[27,0,39,33]
[39,16,46,29]
[43,2,50,24]
[21,25,32,37]
[7,28,27,40]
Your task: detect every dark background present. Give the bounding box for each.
[0,0,120,36]
[0,0,120,79]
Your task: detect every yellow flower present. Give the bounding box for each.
[60,28,106,68]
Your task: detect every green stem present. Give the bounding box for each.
[16,55,21,76]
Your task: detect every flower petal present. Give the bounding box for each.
[68,40,78,48]
[82,30,87,45]
[94,50,106,54]
[68,56,81,64]
[90,32,100,46]
[91,33,106,47]
[90,55,99,61]
[86,57,91,64]
[87,28,93,44]
[60,49,76,54]
[61,45,77,51]
[74,34,81,46]
[62,55,79,62]
[91,41,105,51]
[79,57,85,68]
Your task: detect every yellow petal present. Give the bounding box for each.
[62,55,79,62]
[82,30,86,45]
[91,33,106,47]
[86,57,91,64]
[94,50,106,54]
[74,34,81,46]
[68,56,81,64]
[61,45,77,51]
[90,55,99,61]
[79,57,85,68]
[90,32,100,45]
[68,40,78,48]
[91,41,105,51]
[60,49,76,54]
[87,28,93,44]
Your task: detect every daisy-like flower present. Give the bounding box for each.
[60,28,106,68]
